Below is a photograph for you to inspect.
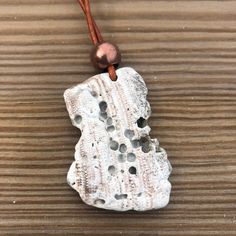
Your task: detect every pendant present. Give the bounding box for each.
[64,67,172,211]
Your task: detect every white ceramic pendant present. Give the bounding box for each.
[64,67,172,211]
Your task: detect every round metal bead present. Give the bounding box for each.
[90,42,121,70]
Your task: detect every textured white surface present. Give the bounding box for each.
[64,67,172,211]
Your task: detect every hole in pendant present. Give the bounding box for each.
[106,125,115,132]
[106,117,113,125]
[124,129,134,139]
[99,101,107,112]
[140,137,151,153]
[127,153,136,162]
[74,115,82,124]
[110,140,119,151]
[108,165,116,175]
[100,112,108,120]
[142,145,150,153]
[137,117,147,128]
[131,139,140,148]
[115,194,128,200]
[129,166,137,175]
[119,144,127,153]
[137,192,142,197]
[91,91,97,97]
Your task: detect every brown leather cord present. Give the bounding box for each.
[77,0,117,81]
[78,0,103,43]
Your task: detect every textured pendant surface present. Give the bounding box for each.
[64,67,172,211]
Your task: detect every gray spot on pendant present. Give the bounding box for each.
[115,194,128,200]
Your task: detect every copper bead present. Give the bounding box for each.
[90,42,121,70]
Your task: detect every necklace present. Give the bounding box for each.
[64,0,172,211]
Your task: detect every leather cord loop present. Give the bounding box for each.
[77,0,117,81]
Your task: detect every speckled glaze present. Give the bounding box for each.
[64,67,172,211]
